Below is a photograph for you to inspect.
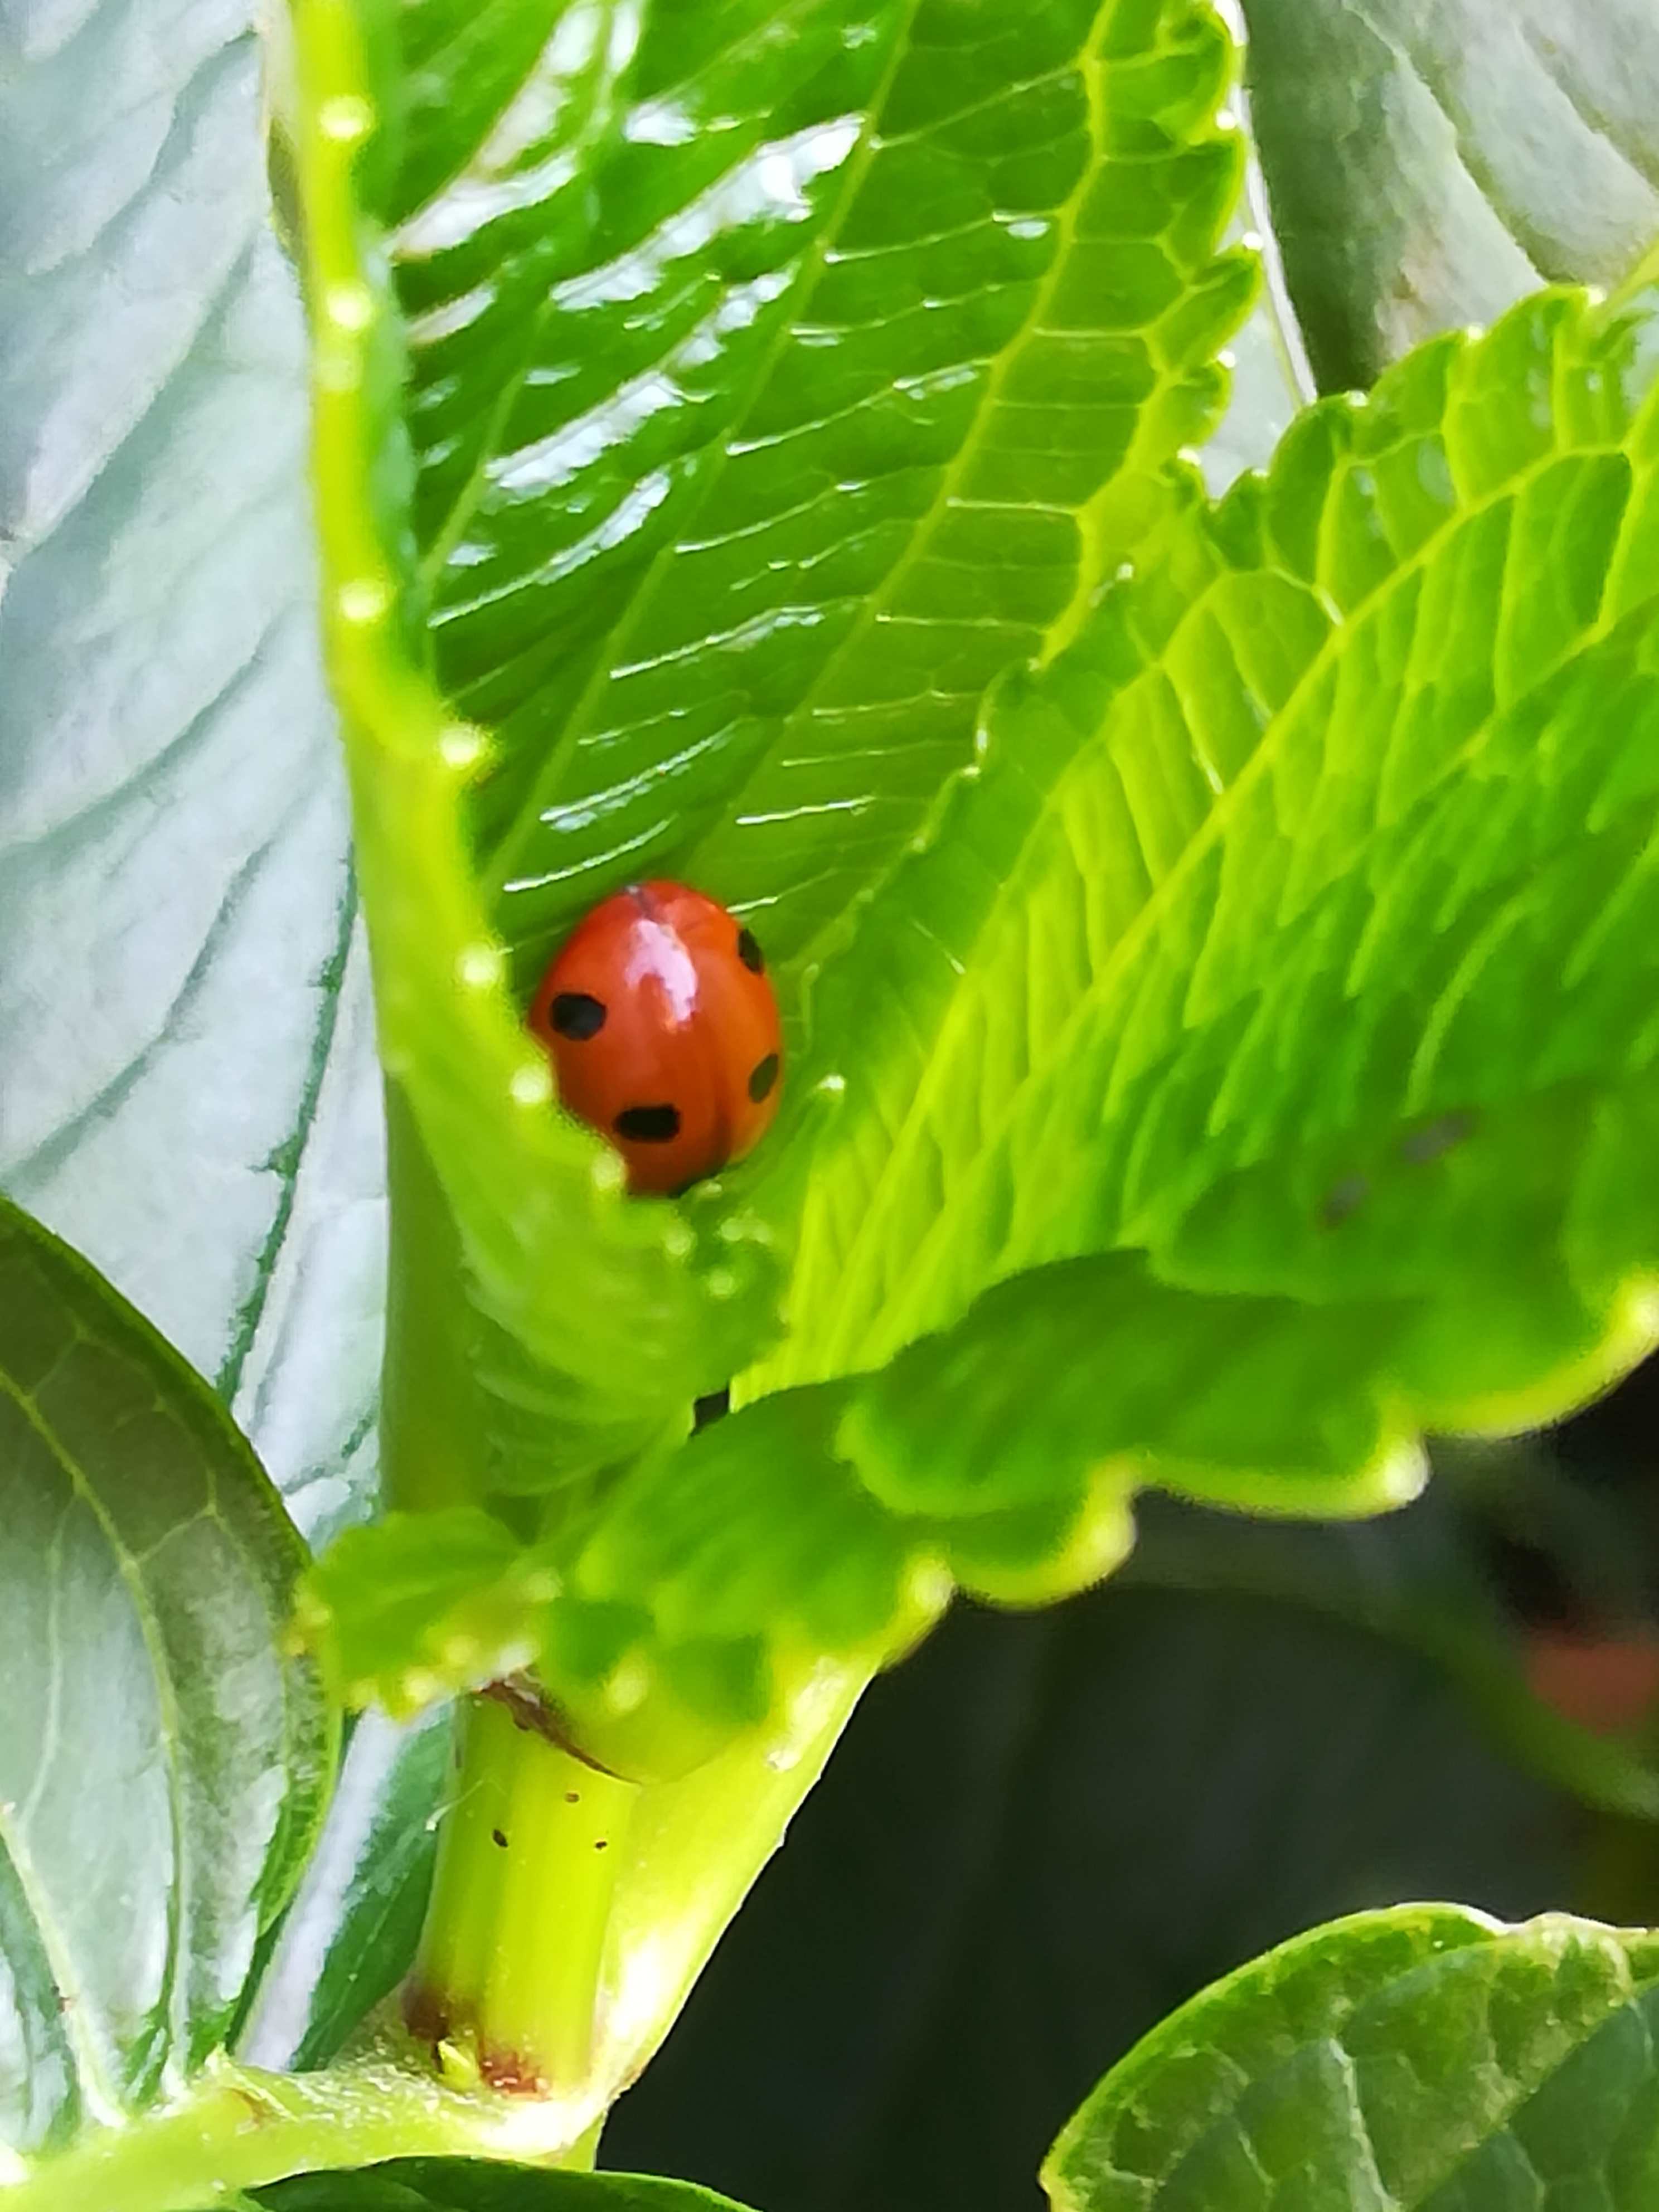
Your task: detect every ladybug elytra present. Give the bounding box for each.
[528,881,783,1195]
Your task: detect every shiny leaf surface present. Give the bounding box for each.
[294,0,781,1506]
[1045,1907,1659,2212]
[0,1196,332,2158]
[290,0,1252,1540]
[1240,0,1659,390]
[421,0,1256,979]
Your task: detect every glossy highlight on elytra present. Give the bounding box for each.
[529,880,783,1194]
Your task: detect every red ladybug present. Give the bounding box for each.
[529,882,783,1196]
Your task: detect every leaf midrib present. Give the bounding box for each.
[478,0,928,906]
[679,16,1143,966]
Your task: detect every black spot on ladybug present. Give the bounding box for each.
[551,992,606,1040]
[491,1827,508,1849]
[736,927,765,974]
[594,1838,609,1851]
[615,1103,681,1142]
[748,1053,779,1104]
[565,1791,580,1805]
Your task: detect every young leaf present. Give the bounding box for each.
[0,1195,333,2158]
[331,0,1256,978]
[746,283,1659,1531]
[294,1,781,1503]
[254,2163,758,2209]
[421,0,1257,977]
[1044,1905,1659,2211]
[0,0,384,1537]
[1240,0,1659,389]
[296,1508,557,1714]
[290,0,1255,1505]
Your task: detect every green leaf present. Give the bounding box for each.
[840,1251,1422,1524]
[296,1509,560,1714]
[239,1707,453,2073]
[0,1194,333,2160]
[1044,1904,1659,2212]
[417,0,1257,978]
[253,2162,758,2210]
[293,14,781,1506]
[745,283,1659,1548]
[0,0,384,1542]
[287,0,1256,1516]
[1239,0,1659,390]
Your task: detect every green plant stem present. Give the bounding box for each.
[410,1695,639,2088]
[401,1660,872,2129]
[0,2048,591,2212]
[378,1087,499,1521]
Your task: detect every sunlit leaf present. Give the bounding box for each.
[289,0,1254,1525]
[366,0,1255,978]
[754,284,1659,1493]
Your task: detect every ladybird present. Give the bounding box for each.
[528,881,783,1196]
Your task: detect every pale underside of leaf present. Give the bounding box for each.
[1241,0,1659,390]
[0,0,384,1536]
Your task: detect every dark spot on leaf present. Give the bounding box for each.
[595,1839,609,1851]
[615,1103,681,1142]
[1400,1109,1477,1165]
[736,927,765,974]
[551,992,605,1040]
[748,1052,779,1104]
[565,1791,581,1805]
[1321,1173,1369,1229]
[695,1386,731,1430]
[491,1827,507,1849]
